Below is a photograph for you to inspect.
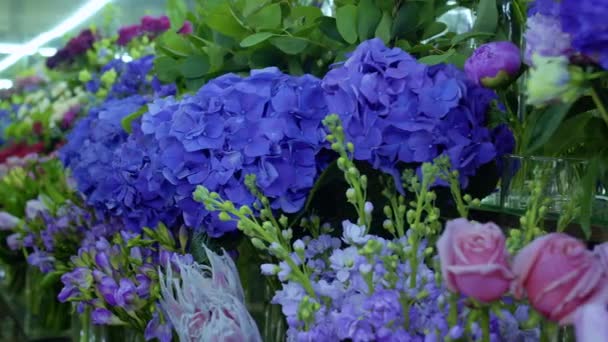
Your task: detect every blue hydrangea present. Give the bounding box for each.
[140,68,330,236]
[560,0,608,69]
[60,56,177,230]
[321,39,509,188]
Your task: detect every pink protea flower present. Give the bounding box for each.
[159,245,261,342]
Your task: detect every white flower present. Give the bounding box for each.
[159,245,262,342]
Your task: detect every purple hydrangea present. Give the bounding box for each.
[322,39,510,188]
[140,67,330,236]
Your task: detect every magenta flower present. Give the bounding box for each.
[178,21,193,35]
[141,15,171,34]
[465,41,522,88]
[117,24,141,46]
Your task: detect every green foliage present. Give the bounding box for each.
[155,0,476,92]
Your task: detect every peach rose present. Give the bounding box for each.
[437,219,513,302]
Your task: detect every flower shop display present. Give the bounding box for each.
[0,0,606,341]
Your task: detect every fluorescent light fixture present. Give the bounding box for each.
[0,79,13,89]
[38,47,58,57]
[0,43,57,56]
[0,0,112,73]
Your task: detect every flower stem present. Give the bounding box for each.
[480,306,490,342]
[590,85,608,129]
[80,307,91,342]
[448,293,458,328]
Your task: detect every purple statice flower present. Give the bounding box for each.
[46,29,98,69]
[118,24,142,46]
[141,68,330,236]
[560,0,608,69]
[140,16,171,34]
[322,39,510,189]
[178,21,193,35]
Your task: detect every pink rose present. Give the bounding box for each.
[594,242,608,270]
[512,233,607,323]
[437,219,513,302]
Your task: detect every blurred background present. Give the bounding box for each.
[0,0,195,84]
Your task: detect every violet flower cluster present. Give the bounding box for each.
[46,29,98,69]
[265,228,537,342]
[322,39,509,188]
[117,15,192,46]
[6,199,107,273]
[58,225,191,342]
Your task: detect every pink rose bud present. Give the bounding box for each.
[512,233,607,323]
[437,219,513,302]
[464,41,521,89]
[178,21,193,35]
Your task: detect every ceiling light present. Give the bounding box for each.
[38,47,58,57]
[0,0,112,73]
[0,43,57,56]
[0,79,13,89]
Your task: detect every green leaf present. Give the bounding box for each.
[336,4,358,44]
[40,271,62,289]
[543,113,594,155]
[289,5,323,23]
[392,2,421,37]
[154,55,181,82]
[158,32,193,57]
[241,0,271,17]
[270,36,309,54]
[451,31,495,45]
[318,17,346,43]
[167,0,188,28]
[375,11,392,44]
[121,105,148,134]
[357,0,382,41]
[204,3,249,38]
[418,49,455,65]
[422,22,447,40]
[525,101,575,154]
[473,0,498,33]
[179,54,210,78]
[578,159,599,238]
[447,52,467,68]
[395,39,411,51]
[240,32,275,47]
[246,3,282,30]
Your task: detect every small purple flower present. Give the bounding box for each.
[6,233,23,251]
[92,308,114,325]
[0,212,19,230]
[144,313,173,342]
[465,41,522,88]
[178,21,193,35]
[117,24,141,46]
[342,220,369,245]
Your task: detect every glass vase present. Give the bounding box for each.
[24,266,72,339]
[237,240,287,341]
[500,155,590,214]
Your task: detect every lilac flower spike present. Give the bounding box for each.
[159,244,261,342]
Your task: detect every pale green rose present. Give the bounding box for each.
[526,54,582,106]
